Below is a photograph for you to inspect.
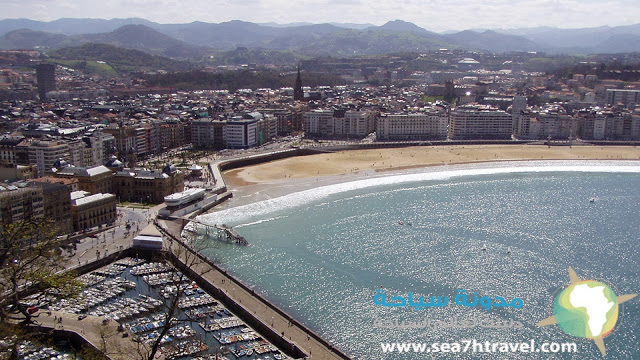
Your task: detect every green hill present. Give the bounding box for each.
[47,43,194,73]
[297,29,454,56]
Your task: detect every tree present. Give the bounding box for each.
[143,230,214,360]
[0,219,82,325]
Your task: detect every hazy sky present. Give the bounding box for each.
[3,0,640,32]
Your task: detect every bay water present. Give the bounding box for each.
[196,160,640,359]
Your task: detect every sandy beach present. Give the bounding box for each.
[224,144,640,187]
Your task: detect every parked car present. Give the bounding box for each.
[27,306,39,314]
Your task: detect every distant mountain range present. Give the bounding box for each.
[1,18,640,58]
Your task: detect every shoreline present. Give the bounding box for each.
[211,158,640,215]
[217,145,640,209]
[224,145,640,186]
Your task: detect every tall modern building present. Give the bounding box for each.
[575,108,638,140]
[225,117,258,148]
[35,63,56,101]
[512,95,528,134]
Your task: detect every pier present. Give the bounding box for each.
[177,216,248,246]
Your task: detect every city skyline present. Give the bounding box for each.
[3,0,640,32]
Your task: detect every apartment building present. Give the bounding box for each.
[605,89,640,107]
[28,140,70,176]
[0,136,24,165]
[515,105,577,140]
[191,118,218,149]
[304,109,376,138]
[29,179,73,234]
[377,106,448,140]
[448,104,513,140]
[256,113,278,144]
[0,183,44,227]
[304,109,334,136]
[104,124,138,156]
[225,117,258,149]
[576,108,640,140]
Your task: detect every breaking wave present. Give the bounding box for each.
[196,160,640,227]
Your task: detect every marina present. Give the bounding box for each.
[42,258,290,360]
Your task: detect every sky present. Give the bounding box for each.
[3,0,640,32]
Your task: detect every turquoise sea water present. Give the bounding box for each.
[196,161,640,359]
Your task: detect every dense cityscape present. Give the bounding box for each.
[2,13,640,360]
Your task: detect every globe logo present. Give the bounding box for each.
[553,280,618,338]
[537,268,637,356]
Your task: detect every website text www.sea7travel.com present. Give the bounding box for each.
[380,339,577,354]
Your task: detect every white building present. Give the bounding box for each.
[449,104,513,140]
[377,106,448,140]
[304,109,376,138]
[304,110,334,136]
[28,140,70,175]
[584,92,596,104]
[224,118,258,148]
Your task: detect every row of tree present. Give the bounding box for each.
[143,69,346,92]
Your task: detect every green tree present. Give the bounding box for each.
[0,219,82,325]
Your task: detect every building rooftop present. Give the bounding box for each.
[70,190,91,200]
[58,165,112,177]
[72,192,115,207]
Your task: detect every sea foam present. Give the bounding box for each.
[196,160,640,226]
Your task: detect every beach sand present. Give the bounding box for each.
[224,144,640,187]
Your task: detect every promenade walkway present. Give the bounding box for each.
[34,311,145,360]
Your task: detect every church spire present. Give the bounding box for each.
[294,64,303,101]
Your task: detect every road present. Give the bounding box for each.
[62,205,161,269]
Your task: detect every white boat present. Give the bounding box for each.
[589,197,596,203]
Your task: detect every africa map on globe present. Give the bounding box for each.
[537,268,637,356]
[553,281,618,338]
